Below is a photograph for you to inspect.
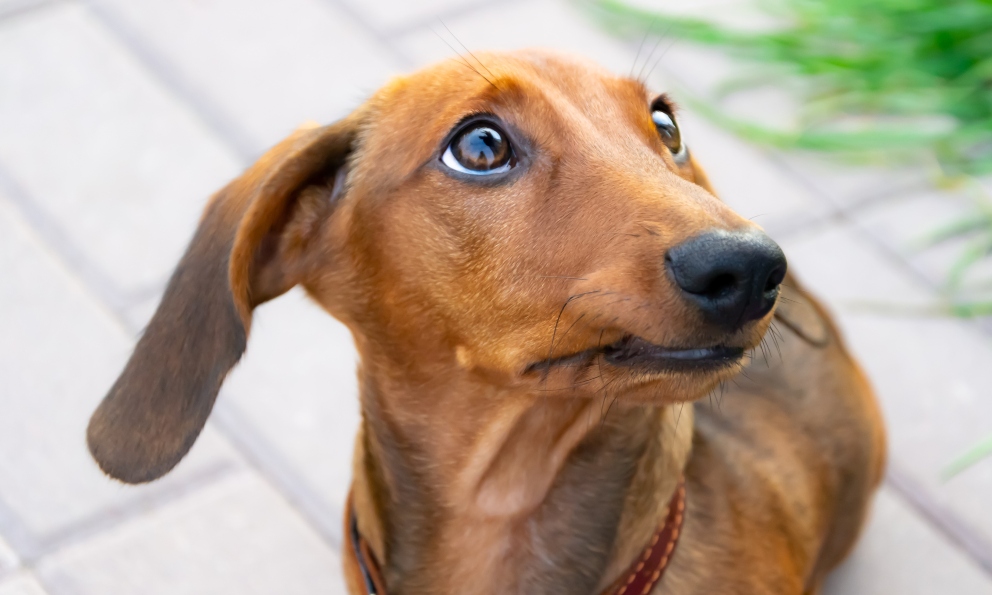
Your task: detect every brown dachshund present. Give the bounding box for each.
[86,50,886,594]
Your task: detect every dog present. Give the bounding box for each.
[86,50,886,594]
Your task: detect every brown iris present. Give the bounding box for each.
[446,123,513,173]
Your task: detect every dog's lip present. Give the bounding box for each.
[525,336,745,375]
[602,337,744,372]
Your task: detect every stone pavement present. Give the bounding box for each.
[0,0,990,592]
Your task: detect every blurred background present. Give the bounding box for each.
[1,0,990,593]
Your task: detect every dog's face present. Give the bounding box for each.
[87,50,785,484]
[316,50,784,402]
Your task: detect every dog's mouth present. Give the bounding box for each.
[604,337,744,372]
[525,335,745,376]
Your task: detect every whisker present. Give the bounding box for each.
[439,20,499,84]
[596,328,606,384]
[768,323,784,361]
[603,393,622,426]
[553,313,588,352]
[597,374,626,429]
[430,25,497,89]
[535,375,602,392]
[643,34,680,84]
[630,17,658,78]
[545,290,602,378]
[637,23,669,83]
[674,402,686,434]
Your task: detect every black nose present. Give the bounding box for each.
[666,230,787,330]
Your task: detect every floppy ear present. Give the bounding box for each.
[88,115,361,483]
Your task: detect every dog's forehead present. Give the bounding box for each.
[351,50,653,188]
[383,49,645,114]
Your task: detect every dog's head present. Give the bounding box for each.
[88,50,785,483]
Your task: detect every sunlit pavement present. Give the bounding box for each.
[0,0,990,593]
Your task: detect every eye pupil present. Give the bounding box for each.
[450,124,512,172]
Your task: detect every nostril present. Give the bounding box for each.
[764,265,786,293]
[700,272,737,299]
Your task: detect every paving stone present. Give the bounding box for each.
[851,188,992,297]
[782,222,992,542]
[37,473,346,595]
[0,3,242,297]
[777,152,934,210]
[338,0,486,33]
[824,488,992,595]
[0,572,48,595]
[90,0,400,155]
[0,536,16,578]
[0,0,46,20]
[675,109,832,236]
[220,289,361,536]
[0,192,242,551]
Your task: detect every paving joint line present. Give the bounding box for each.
[66,0,360,555]
[767,150,975,303]
[0,0,62,23]
[0,459,244,568]
[210,399,344,551]
[0,566,16,585]
[0,164,263,572]
[2,0,343,558]
[384,0,528,39]
[0,494,39,573]
[0,161,132,320]
[104,277,346,554]
[80,0,259,164]
[765,146,992,576]
[318,0,413,69]
[23,462,246,565]
[886,465,992,575]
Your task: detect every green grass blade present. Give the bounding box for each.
[943,434,992,479]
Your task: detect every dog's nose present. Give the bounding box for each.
[666,230,787,329]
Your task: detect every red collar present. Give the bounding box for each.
[347,477,686,595]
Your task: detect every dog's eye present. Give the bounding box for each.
[442,122,515,175]
[651,109,687,162]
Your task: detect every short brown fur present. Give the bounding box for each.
[88,50,885,594]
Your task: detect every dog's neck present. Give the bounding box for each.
[350,366,693,595]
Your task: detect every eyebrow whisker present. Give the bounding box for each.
[430,25,497,89]
[439,19,499,87]
[630,16,658,78]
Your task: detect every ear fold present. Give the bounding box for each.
[88,116,361,483]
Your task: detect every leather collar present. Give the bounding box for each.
[347,477,686,595]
